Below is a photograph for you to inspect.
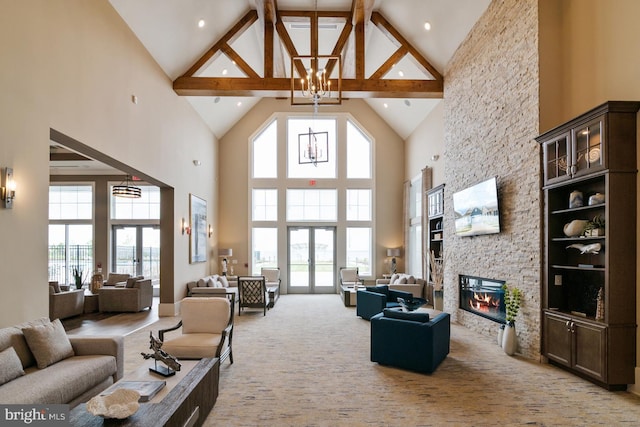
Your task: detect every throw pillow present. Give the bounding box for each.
[22,319,74,369]
[398,276,408,284]
[383,308,430,323]
[207,278,217,288]
[49,281,61,293]
[0,346,25,385]
[125,278,138,288]
[390,274,399,284]
[407,276,416,284]
[219,275,229,288]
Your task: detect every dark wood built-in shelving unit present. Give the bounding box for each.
[427,184,445,309]
[537,101,640,390]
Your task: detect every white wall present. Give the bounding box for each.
[405,101,445,185]
[0,0,217,326]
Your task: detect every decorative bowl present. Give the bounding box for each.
[86,388,140,419]
[397,297,427,312]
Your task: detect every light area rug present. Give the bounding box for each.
[123,295,640,427]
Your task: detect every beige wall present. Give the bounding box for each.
[547,0,640,393]
[0,0,217,326]
[218,98,405,281]
[405,101,445,186]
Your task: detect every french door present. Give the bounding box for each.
[287,226,336,294]
[112,225,160,280]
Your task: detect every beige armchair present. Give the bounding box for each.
[340,267,360,287]
[49,285,85,320]
[98,278,153,312]
[159,297,234,364]
[261,267,281,308]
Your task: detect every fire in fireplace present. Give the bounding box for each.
[459,275,506,323]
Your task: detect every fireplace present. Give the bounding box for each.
[459,275,506,323]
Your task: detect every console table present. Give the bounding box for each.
[70,357,219,427]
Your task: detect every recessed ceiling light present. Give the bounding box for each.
[424,22,431,31]
[237,101,242,107]
[198,19,206,28]
[404,100,411,107]
[383,103,388,109]
[398,70,404,77]
[222,68,228,75]
[214,97,220,104]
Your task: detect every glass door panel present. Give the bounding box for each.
[113,226,137,275]
[142,227,160,280]
[288,228,310,290]
[314,228,335,289]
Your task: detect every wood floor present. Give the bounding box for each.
[63,297,161,336]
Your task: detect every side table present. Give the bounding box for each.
[83,291,99,313]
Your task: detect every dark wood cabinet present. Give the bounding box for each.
[537,101,640,390]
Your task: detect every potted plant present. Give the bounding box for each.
[584,214,605,237]
[72,267,85,290]
[501,283,522,355]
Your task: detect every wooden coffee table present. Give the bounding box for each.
[340,284,363,307]
[69,357,219,427]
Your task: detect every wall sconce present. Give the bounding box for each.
[1,167,16,209]
[431,154,440,161]
[208,224,213,238]
[181,218,191,235]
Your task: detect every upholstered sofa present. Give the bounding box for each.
[356,285,413,320]
[0,317,123,407]
[48,283,85,320]
[376,273,429,299]
[187,274,238,299]
[102,272,132,287]
[98,278,153,312]
[371,309,450,374]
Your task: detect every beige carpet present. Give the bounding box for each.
[123,295,640,427]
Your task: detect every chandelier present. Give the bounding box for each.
[298,127,329,167]
[112,175,142,198]
[291,55,342,106]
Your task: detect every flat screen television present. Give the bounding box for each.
[452,177,501,237]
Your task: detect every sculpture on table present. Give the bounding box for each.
[141,332,181,377]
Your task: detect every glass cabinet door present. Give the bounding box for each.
[542,132,571,184]
[573,117,604,178]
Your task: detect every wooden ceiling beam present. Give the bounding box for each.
[369,46,408,80]
[220,44,260,78]
[371,12,442,81]
[174,77,442,98]
[181,10,258,78]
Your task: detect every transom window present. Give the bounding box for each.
[287,189,337,222]
[110,185,160,220]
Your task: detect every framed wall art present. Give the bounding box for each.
[189,194,207,263]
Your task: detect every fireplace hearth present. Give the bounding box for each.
[459,275,506,323]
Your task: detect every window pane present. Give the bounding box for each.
[408,224,422,277]
[48,224,93,286]
[111,185,160,220]
[253,189,278,221]
[410,178,421,219]
[287,189,337,221]
[346,227,371,275]
[252,228,278,275]
[287,118,336,178]
[347,121,371,179]
[253,120,277,178]
[49,185,93,220]
[346,189,371,221]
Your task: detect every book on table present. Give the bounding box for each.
[100,380,166,402]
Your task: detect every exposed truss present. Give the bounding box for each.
[173,0,443,99]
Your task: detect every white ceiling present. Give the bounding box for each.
[108,0,491,140]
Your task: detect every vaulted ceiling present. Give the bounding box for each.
[109,0,490,139]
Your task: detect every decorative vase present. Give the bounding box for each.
[588,192,605,206]
[497,324,505,346]
[569,190,583,208]
[91,269,104,294]
[502,322,517,355]
[563,219,589,237]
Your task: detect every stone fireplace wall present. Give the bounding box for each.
[443,0,541,359]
